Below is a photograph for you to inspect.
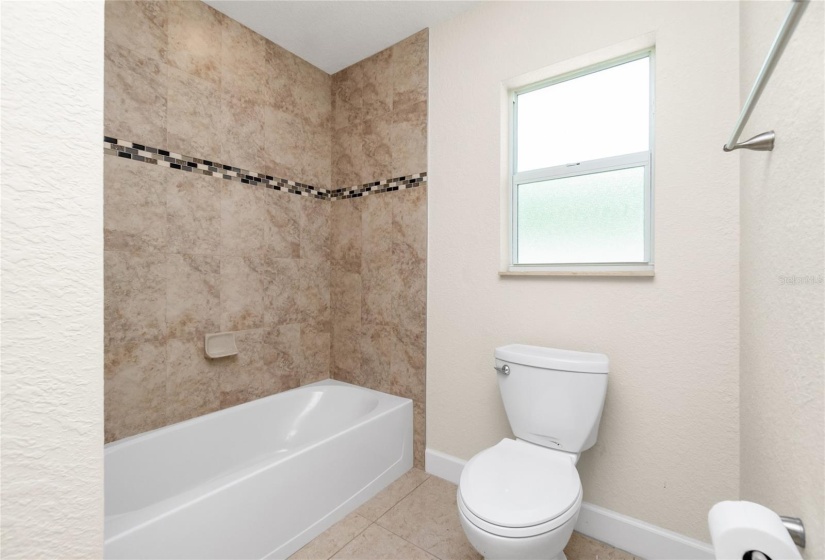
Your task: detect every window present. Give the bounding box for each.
[510,51,654,274]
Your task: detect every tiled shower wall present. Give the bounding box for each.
[329,31,429,466]
[104,0,428,465]
[103,0,332,442]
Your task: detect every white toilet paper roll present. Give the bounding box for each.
[708,501,801,560]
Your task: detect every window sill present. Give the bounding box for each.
[500,267,654,277]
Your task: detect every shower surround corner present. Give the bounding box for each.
[103,0,428,465]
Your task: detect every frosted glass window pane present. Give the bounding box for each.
[516,167,646,264]
[517,58,649,172]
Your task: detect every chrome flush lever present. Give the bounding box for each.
[494,365,510,375]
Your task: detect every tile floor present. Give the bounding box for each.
[289,469,638,560]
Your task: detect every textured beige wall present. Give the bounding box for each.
[739,2,825,559]
[104,0,332,442]
[428,1,740,541]
[1,2,104,557]
[330,31,429,466]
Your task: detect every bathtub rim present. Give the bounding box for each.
[105,380,413,546]
[104,379,408,452]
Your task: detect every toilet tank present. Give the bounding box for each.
[495,344,608,453]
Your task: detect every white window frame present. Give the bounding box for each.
[508,49,655,276]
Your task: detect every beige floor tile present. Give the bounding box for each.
[376,477,481,560]
[332,524,437,560]
[356,468,430,521]
[289,513,372,560]
[564,532,636,560]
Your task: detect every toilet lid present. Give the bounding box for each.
[459,439,581,529]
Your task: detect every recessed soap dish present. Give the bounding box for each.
[204,332,238,359]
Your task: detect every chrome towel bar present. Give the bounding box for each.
[723,0,809,152]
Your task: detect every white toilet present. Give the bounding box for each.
[457,344,609,560]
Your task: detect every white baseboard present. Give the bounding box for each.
[425,447,467,484]
[425,448,714,560]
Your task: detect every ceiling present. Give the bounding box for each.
[204,1,480,74]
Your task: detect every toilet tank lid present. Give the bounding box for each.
[495,344,609,373]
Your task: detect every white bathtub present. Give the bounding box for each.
[104,380,413,559]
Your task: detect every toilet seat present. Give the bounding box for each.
[458,439,582,538]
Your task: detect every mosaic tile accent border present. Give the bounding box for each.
[329,173,428,201]
[104,136,328,199]
[103,137,427,201]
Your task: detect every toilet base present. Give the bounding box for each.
[458,506,579,560]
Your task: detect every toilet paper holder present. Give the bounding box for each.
[779,516,805,549]
[709,502,805,560]
[745,517,805,560]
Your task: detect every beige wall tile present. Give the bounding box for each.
[104,157,167,253]
[263,257,302,326]
[166,172,221,255]
[361,195,394,326]
[220,16,267,103]
[392,187,427,354]
[105,0,167,63]
[105,339,167,442]
[166,253,220,340]
[218,329,266,408]
[360,116,393,184]
[361,268,395,328]
[332,319,361,381]
[391,101,428,178]
[389,330,425,402]
[262,324,303,394]
[392,188,427,314]
[220,255,266,331]
[332,125,362,188]
[302,120,332,190]
[361,195,393,265]
[221,182,265,256]
[301,198,331,261]
[331,199,362,273]
[166,65,222,162]
[300,258,331,331]
[392,186,428,262]
[332,265,362,325]
[167,0,223,84]
[293,57,333,130]
[360,323,393,391]
[392,30,428,109]
[360,49,393,122]
[267,42,301,114]
[413,401,425,468]
[301,323,331,385]
[331,264,362,380]
[264,107,307,182]
[105,251,167,346]
[105,42,167,147]
[165,336,221,425]
[332,64,363,131]
[219,93,266,172]
[265,189,301,259]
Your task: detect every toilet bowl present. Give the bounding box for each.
[457,345,609,560]
[457,438,582,560]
